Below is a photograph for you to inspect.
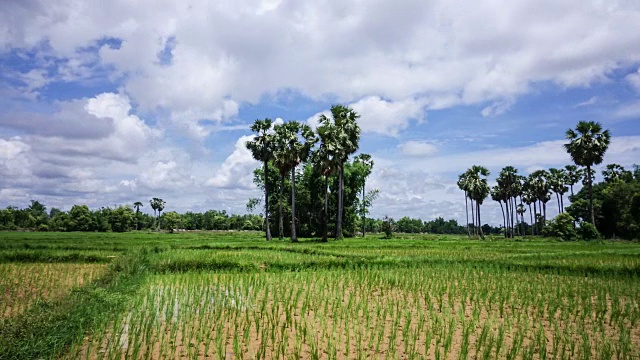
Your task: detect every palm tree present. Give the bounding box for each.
[246,118,275,241]
[275,121,316,242]
[602,164,632,183]
[530,170,551,230]
[149,198,158,230]
[466,165,490,239]
[354,153,374,238]
[311,145,335,242]
[564,121,611,224]
[318,105,361,240]
[516,203,526,237]
[272,125,292,240]
[564,164,583,199]
[497,166,519,237]
[549,168,568,213]
[491,185,508,237]
[522,179,536,235]
[156,198,165,231]
[133,201,143,230]
[457,173,472,237]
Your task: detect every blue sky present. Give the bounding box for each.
[1,0,640,225]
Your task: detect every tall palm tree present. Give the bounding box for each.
[457,173,472,237]
[311,145,335,242]
[275,121,316,242]
[497,166,519,237]
[149,198,158,230]
[466,165,490,240]
[516,203,526,237]
[354,153,374,238]
[272,125,292,240]
[549,168,568,213]
[564,165,582,198]
[491,185,508,237]
[318,105,361,240]
[530,170,551,230]
[246,118,275,241]
[564,121,611,224]
[133,201,143,230]
[156,199,165,231]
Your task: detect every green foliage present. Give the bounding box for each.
[542,213,577,241]
[578,222,601,241]
[381,216,395,239]
[162,211,182,232]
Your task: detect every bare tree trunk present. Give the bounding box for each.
[322,175,328,242]
[556,192,561,214]
[464,192,470,238]
[587,165,595,225]
[336,164,344,240]
[291,168,297,243]
[362,183,366,238]
[279,173,284,240]
[263,160,272,241]
[499,201,506,238]
[477,202,484,240]
[510,197,515,238]
[470,198,476,237]
[532,202,537,235]
[528,203,533,236]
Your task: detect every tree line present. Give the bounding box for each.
[457,121,640,240]
[0,200,264,233]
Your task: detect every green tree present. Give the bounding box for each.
[246,118,275,241]
[602,164,632,183]
[354,153,375,237]
[274,121,316,242]
[564,121,611,224]
[549,168,569,213]
[163,211,182,233]
[318,105,361,240]
[133,201,143,230]
[465,165,490,239]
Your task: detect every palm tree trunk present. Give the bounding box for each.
[470,198,476,237]
[464,192,470,238]
[510,197,515,238]
[291,168,297,243]
[504,198,510,238]
[362,183,366,238]
[587,164,595,225]
[263,160,272,241]
[336,163,344,240]
[499,201,506,238]
[532,202,537,235]
[556,192,561,214]
[528,203,533,236]
[477,202,484,240]
[279,173,284,240]
[322,175,328,242]
[560,194,564,213]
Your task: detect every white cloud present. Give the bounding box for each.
[626,68,640,93]
[398,141,438,157]
[5,0,640,125]
[206,135,256,189]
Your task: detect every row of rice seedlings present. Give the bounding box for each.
[0,263,106,319]
[68,262,640,359]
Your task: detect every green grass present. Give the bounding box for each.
[0,231,638,359]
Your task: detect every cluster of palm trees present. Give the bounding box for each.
[149,197,165,231]
[246,105,363,242]
[458,121,611,238]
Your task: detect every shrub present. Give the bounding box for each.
[578,221,601,241]
[381,216,395,239]
[542,213,577,241]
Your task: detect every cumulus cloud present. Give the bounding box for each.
[206,135,257,189]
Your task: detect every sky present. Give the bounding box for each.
[1,0,640,226]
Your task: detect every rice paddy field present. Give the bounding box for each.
[0,232,639,359]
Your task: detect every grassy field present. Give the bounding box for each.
[0,232,639,359]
